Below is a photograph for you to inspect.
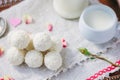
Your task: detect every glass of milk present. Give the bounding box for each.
[53,0,89,19]
[79,4,119,44]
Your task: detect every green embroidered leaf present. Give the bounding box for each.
[78,48,91,56]
[90,57,95,60]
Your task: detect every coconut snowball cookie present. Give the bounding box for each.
[44,51,62,71]
[6,47,25,65]
[49,37,62,52]
[7,30,30,49]
[33,32,52,51]
[25,50,43,68]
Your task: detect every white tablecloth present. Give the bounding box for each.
[0,0,120,80]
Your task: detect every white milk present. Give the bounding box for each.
[85,10,113,30]
[53,0,89,19]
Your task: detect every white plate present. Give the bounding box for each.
[0,17,7,37]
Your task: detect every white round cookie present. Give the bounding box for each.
[33,32,52,51]
[25,50,43,68]
[50,37,62,52]
[44,51,62,71]
[7,30,30,49]
[6,47,25,65]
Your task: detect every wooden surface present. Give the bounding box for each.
[99,0,120,21]
[103,69,120,80]
[0,0,23,12]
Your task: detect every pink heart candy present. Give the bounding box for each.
[9,18,22,27]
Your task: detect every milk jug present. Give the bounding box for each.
[53,0,89,19]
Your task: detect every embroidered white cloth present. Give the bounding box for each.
[0,0,120,80]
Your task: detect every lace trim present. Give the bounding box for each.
[86,60,120,80]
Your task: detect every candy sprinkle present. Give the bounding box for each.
[3,75,14,80]
[3,75,9,80]
[61,38,65,42]
[48,24,53,32]
[62,41,67,48]
[0,47,4,57]
[0,77,4,80]
[61,38,67,48]
[23,15,33,24]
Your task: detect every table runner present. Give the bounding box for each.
[0,0,120,80]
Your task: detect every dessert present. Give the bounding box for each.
[6,47,25,65]
[25,50,43,68]
[33,32,52,51]
[7,30,30,49]
[49,37,62,52]
[44,51,62,71]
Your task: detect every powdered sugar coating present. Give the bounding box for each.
[6,47,25,65]
[49,37,62,52]
[33,32,52,51]
[25,50,43,68]
[44,51,62,71]
[7,30,30,49]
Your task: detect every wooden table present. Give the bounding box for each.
[0,0,23,12]
[99,0,120,21]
